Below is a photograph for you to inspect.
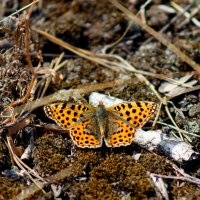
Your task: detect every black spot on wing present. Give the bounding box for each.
[128,103,132,108]
[61,103,67,109]
[82,106,88,111]
[136,102,142,107]
[132,109,136,113]
[71,105,75,110]
[127,117,131,121]
[116,106,121,111]
[72,118,77,122]
[121,104,125,109]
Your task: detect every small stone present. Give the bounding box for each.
[188,103,200,117]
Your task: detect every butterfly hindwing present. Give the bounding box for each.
[44,103,102,148]
[105,119,136,147]
[70,119,102,148]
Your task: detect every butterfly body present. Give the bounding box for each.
[95,103,109,138]
[44,101,158,148]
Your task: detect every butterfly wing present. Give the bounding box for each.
[44,103,102,148]
[70,118,102,148]
[104,118,136,147]
[104,101,158,147]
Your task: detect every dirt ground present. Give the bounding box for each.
[0,0,200,199]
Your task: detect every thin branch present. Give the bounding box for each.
[150,173,200,186]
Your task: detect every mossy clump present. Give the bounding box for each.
[90,153,135,182]
[70,178,120,200]
[32,133,71,176]
[90,153,157,198]
[0,178,25,200]
[118,160,156,199]
[171,181,200,199]
[75,148,104,165]
[109,82,158,103]
[138,152,174,175]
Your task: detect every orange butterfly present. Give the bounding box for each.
[44,101,158,148]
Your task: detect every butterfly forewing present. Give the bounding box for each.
[44,103,92,129]
[107,101,158,128]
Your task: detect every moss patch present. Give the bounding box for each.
[0,178,25,200]
[70,178,120,200]
[138,152,174,175]
[32,133,71,176]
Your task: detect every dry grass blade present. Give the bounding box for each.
[9,1,36,108]
[158,73,197,97]
[12,78,138,115]
[6,136,46,193]
[35,52,68,98]
[2,113,47,191]
[157,121,200,138]
[109,0,200,73]
[143,4,191,44]
[162,97,192,142]
[35,30,195,89]
[34,29,121,72]
[150,173,200,186]
[171,2,200,28]
[11,180,45,200]
[0,0,39,23]
[13,163,84,200]
[35,29,162,102]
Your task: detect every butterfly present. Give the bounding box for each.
[44,101,158,148]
